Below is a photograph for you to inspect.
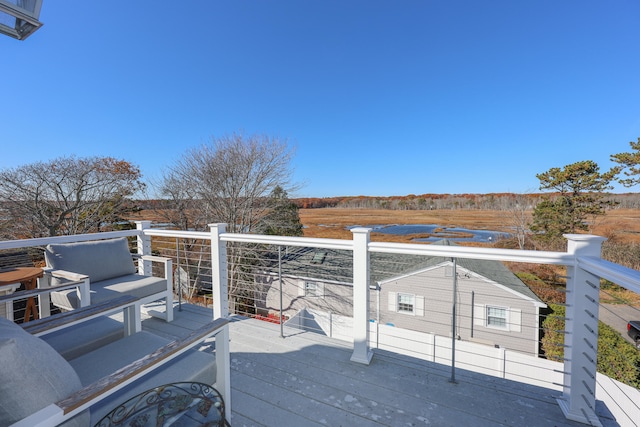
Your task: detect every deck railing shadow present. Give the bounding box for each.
[1,222,640,425]
[227,317,617,426]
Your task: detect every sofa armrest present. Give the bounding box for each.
[134,254,170,264]
[132,254,174,322]
[132,254,173,280]
[11,318,230,427]
[22,294,139,337]
[43,267,89,283]
[40,268,92,309]
[0,280,88,305]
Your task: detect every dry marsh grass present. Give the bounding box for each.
[134,207,640,305]
[300,208,640,305]
[132,207,640,244]
[299,208,640,244]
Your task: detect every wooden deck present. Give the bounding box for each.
[140,303,616,427]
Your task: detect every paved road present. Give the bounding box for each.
[600,303,640,346]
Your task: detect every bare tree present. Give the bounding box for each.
[155,169,215,301]
[163,132,297,310]
[156,168,210,232]
[0,156,144,238]
[504,193,532,249]
[169,133,296,234]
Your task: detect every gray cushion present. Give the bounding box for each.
[67,331,217,424]
[51,274,167,310]
[45,238,136,283]
[69,331,215,385]
[0,318,89,426]
[42,316,125,360]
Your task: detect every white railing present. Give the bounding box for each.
[206,224,639,426]
[2,222,640,426]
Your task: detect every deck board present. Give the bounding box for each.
[137,304,606,426]
[227,318,582,427]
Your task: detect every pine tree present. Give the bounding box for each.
[259,186,304,237]
[531,160,617,245]
[611,137,640,188]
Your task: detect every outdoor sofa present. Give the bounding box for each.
[0,293,226,426]
[43,237,174,326]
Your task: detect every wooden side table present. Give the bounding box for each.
[0,267,43,322]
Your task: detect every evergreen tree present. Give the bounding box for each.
[531,160,617,245]
[259,186,304,237]
[611,137,640,188]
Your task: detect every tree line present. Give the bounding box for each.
[1,135,639,248]
[295,192,640,211]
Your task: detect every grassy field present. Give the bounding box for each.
[134,206,640,305]
[133,206,640,244]
[299,208,640,306]
[299,208,640,244]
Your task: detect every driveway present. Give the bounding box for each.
[600,303,640,346]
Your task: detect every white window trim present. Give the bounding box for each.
[302,281,324,298]
[415,296,424,316]
[486,305,509,330]
[388,292,424,316]
[397,293,415,314]
[475,304,522,332]
[474,304,485,326]
[510,308,522,333]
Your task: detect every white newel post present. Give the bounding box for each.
[136,221,152,275]
[558,234,606,427]
[209,223,231,419]
[351,227,373,365]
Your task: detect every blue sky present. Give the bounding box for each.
[1,1,639,198]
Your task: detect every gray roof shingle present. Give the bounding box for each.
[273,240,542,302]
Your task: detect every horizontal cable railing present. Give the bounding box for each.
[152,231,566,391]
[597,285,640,391]
[367,256,562,391]
[6,228,632,395]
[1,225,639,425]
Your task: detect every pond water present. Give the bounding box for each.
[350,224,511,243]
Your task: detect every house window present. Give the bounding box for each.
[304,281,322,297]
[388,292,424,316]
[397,293,415,314]
[486,306,508,329]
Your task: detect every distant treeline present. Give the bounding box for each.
[292,193,640,210]
[135,193,640,212]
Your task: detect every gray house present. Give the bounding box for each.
[255,240,547,356]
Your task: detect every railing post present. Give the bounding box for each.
[558,234,606,427]
[135,221,152,275]
[350,227,373,365]
[209,223,231,420]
